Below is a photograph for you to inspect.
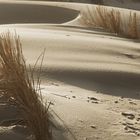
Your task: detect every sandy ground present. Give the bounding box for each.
[103,0,140,10]
[0,1,140,140]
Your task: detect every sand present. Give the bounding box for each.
[103,0,140,10]
[0,1,140,140]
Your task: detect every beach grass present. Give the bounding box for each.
[0,32,51,140]
[82,6,140,39]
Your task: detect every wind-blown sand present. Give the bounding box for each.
[103,0,140,10]
[0,1,140,140]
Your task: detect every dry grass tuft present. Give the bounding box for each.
[127,12,139,39]
[93,6,121,34]
[0,32,51,140]
[82,6,140,39]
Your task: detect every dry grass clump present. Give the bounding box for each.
[0,32,51,140]
[94,6,121,34]
[127,12,139,39]
[82,6,140,39]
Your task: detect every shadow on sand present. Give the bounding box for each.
[41,69,140,99]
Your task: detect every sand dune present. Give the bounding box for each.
[0,1,140,140]
[11,26,140,99]
[103,0,140,10]
[0,2,79,24]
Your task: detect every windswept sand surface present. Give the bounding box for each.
[0,1,140,140]
[103,0,140,10]
[0,3,79,24]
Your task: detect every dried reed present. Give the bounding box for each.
[82,6,140,39]
[127,12,139,39]
[0,32,51,140]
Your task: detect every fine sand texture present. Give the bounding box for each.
[103,0,140,10]
[0,1,140,140]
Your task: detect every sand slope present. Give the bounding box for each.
[0,1,140,140]
[103,0,140,10]
[0,2,79,24]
